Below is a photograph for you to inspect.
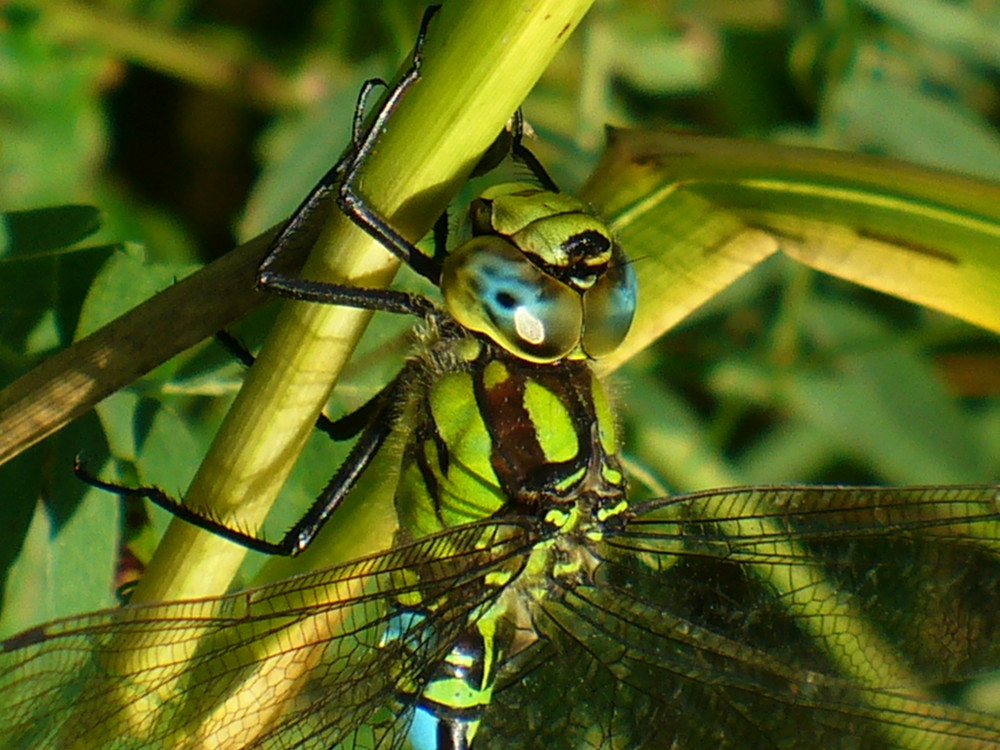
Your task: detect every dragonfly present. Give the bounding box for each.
[2,6,1000,749]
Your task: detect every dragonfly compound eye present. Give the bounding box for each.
[581,245,637,358]
[441,235,582,363]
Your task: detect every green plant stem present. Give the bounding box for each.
[131,0,597,607]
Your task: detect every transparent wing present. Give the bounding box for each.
[479,485,1000,749]
[0,521,532,750]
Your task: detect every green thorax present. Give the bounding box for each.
[394,332,627,544]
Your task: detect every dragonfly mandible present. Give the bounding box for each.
[2,6,1000,750]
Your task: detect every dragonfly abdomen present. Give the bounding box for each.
[381,607,502,750]
[408,625,500,750]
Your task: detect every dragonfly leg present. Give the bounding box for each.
[467,110,559,195]
[336,106,566,286]
[256,5,560,302]
[76,357,418,556]
[73,455,289,556]
[351,77,388,147]
[507,110,560,193]
[93,6,447,559]
[214,329,388,441]
[256,272,439,318]
[257,3,443,299]
[274,363,415,554]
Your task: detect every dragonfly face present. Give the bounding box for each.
[3,6,1000,750]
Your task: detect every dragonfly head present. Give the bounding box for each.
[441,183,637,363]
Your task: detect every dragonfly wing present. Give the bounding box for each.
[477,485,1000,749]
[0,521,532,750]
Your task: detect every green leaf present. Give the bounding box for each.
[0,206,102,259]
[584,129,1000,360]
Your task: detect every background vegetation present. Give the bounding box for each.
[0,0,997,647]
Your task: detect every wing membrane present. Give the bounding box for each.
[0,523,532,750]
[480,485,1000,749]
[4,487,1000,749]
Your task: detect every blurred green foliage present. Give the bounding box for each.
[0,0,997,637]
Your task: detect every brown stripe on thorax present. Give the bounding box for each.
[472,348,606,510]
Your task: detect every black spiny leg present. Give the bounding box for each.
[257,3,444,309]
[255,5,557,318]
[75,356,417,557]
[76,8,446,559]
[508,110,560,193]
[214,330,389,441]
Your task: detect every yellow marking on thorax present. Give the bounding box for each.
[524,381,578,463]
[483,359,510,390]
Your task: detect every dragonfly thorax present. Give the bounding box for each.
[394,336,628,545]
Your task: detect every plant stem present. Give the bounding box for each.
[131,0,597,606]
